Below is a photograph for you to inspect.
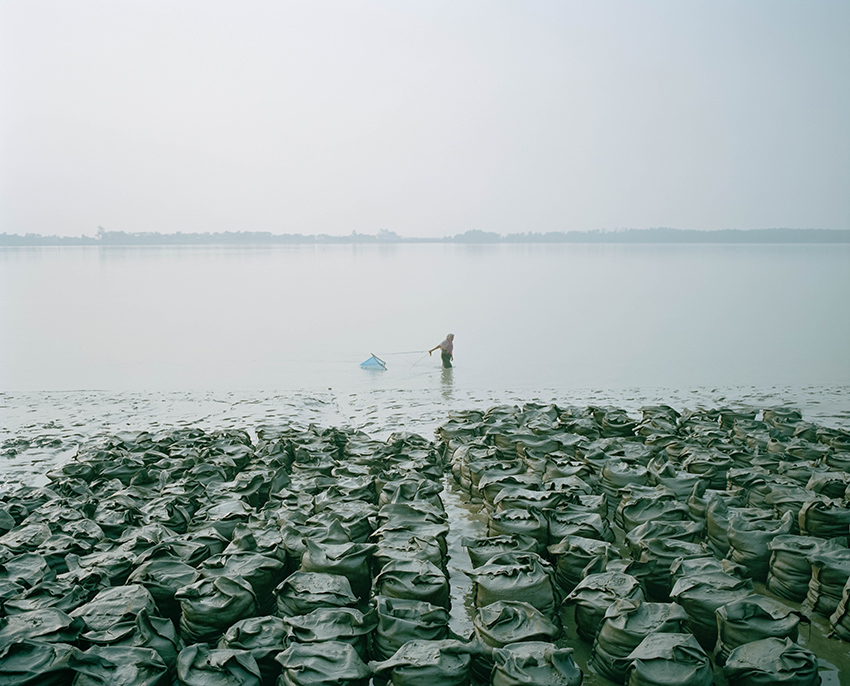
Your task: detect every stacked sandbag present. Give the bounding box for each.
[276,641,371,686]
[723,637,820,686]
[805,546,850,617]
[369,639,476,686]
[767,535,831,601]
[565,572,644,642]
[726,510,794,581]
[624,633,713,686]
[491,641,582,686]
[714,594,803,664]
[372,596,450,662]
[591,598,689,683]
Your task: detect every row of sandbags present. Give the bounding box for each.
[0,424,464,685]
[439,403,847,685]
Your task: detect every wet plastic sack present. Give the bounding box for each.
[217,615,289,686]
[487,509,548,552]
[462,535,539,569]
[374,559,450,610]
[491,641,582,686]
[566,572,644,642]
[727,511,794,581]
[372,595,450,662]
[274,571,358,618]
[466,552,556,619]
[284,606,376,660]
[126,557,200,619]
[798,498,850,539]
[546,511,613,545]
[70,584,158,634]
[176,575,258,645]
[547,536,615,594]
[767,535,828,602]
[370,639,474,686]
[299,540,376,601]
[0,608,85,648]
[592,599,689,684]
[669,572,754,651]
[624,633,713,686]
[176,644,262,686]
[276,640,370,686]
[631,538,709,602]
[714,594,802,664]
[0,639,80,686]
[723,637,819,686]
[473,601,559,649]
[71,646,168,686]
[805,546,850,617]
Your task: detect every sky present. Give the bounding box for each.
[1,1,848,238]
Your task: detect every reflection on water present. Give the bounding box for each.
[441,367,454,401]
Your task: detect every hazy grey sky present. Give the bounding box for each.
[2,1,848,237]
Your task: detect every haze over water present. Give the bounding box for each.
[2,243,848,397]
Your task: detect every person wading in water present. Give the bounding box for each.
[429,333,454,368]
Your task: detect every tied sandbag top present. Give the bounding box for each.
[723,637,819,686]
[474,601,560,648]
[491,641,582,686]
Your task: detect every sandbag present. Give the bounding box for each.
[176,644,262,686]
[374,536,445,573]
[176,575,258,645]
[625,633,712,686]
[126,557,200,619]
[473,601,559,648]
[0,608,85,648]
[284,607,376,660]
[274,571,358,617]
[487,509,548,552]
[669,572,754,651]
[566,572,644,642]
[727,511,794,581]
[631,538,708,602]
[276,641,370,686]
[0,639,80,686]
[547,537,615,594]
[218,615,289,685]
[805,546,850,616]
[798,498,850,539]
[372,595,450,662]
[767,535,830,602]
[491,641,582,686]
[369,639,474,686]
[299,541,376,601]
[466,553,556,619]
[546,511,613,545]
[70,584,157,634]
[723,637,819,686]
[462,535,539,569]
[592,599,689,684]
[2,579,90,615]
[71,646,168,686]
[714,594,802,664]
[374,559,450,610]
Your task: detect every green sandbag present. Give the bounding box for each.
[547,536,615,595]
[176,644,262,686]
[487,509,548,552]
[373,596,450,662]
[625,633,713,686]
[566,572,645,643]
[805,546,850,617]
[491,642,582,686]
[0,553,55,589]
[126,557,200,619]
[2,579,89,615]
[714,595,802,664]
[176,576,258,645]
[465,553,556,619]
[275,571,358,618]
[200,552,286,613]
[370,639,475,686]
[0,639,80,686]
[284,607,376,660]
[462,535,539,569]
[299,541,376,601]
[727,511,794,581]
[546,511,613,545]
[798,498,850,539]
[669,572,754,651]
[71,646,168,686]
[767,535,829,602]
[0,608,85,648]
[592,599,689,683]
[218,615,288,685]
[374,559,450,610]
[276,641,371,686]
[723,637,819,686]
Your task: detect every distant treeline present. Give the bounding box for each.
[2,227,849,246]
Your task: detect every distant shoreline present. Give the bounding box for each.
[2,227,848,246]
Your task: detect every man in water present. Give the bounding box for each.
[429,333,454,368]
